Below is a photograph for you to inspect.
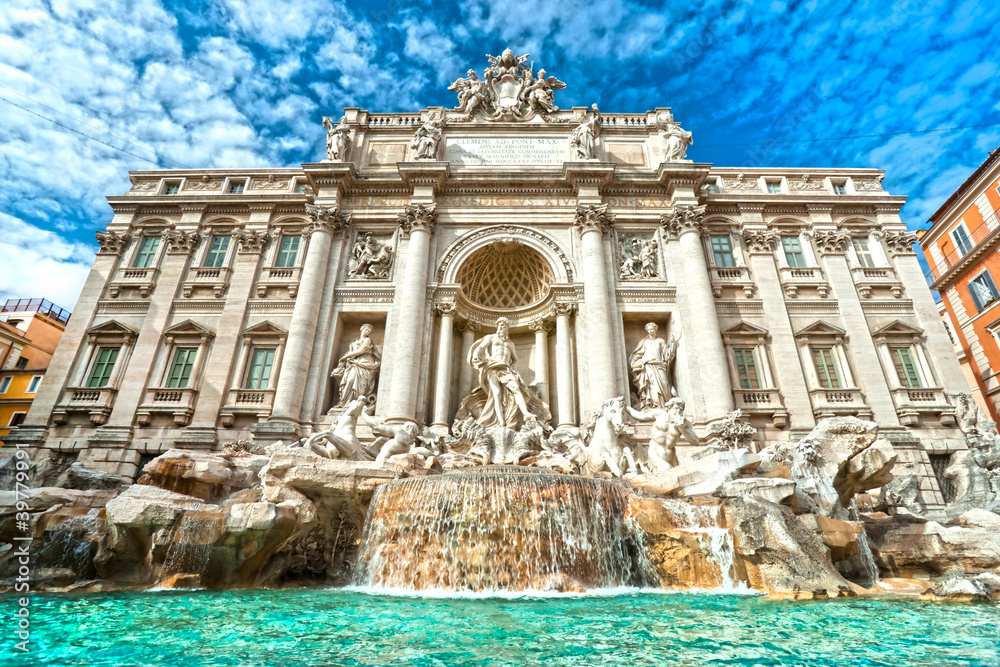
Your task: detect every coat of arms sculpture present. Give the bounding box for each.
[448,48,567,121]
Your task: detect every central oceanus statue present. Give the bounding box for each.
[454,317,550,431]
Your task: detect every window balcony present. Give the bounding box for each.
[220,388,275,427]
[778,266,830,299]
[808,387,871,420]
[181,266,232,298]
[709,265,755,298]
[52,386,118,425]
[108,266,159,298]
[136,386,198,427]
[889,386,955,426]
[850,266,904,299]
[732,388,788,428]
[255,266,301,298]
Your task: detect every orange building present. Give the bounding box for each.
[920,147,1000,421]
[0,298,70,441]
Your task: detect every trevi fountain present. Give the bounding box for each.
[1,51,998,666]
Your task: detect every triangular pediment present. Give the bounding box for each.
[242,320,286,336]
[163,319,214,336]
[87,320,138,337]
[723,321,769,336]
[795,320,847,337]
[872,320,923,337]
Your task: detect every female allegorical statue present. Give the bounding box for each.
[331,323,382,407]
[629,322,677,410]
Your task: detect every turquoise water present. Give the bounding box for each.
[4,588,999,666]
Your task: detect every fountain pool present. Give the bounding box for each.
[6,588,999,666]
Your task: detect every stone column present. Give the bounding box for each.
[882,224,968,393]
[812,225,899,426]
[529,319,553,407]
[742,226,815,433]
[662,204,734,419]
[457,321,479,394]
[554,303,577,428]
[266,207,347,433]
[384,204,437,421]
[431,303,456,431]
[574,204,618,413]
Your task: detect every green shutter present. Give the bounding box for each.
[811,347,842,389]
[782,236,806,268]
[711,235,735,267]
[891,347,922,388]
[166,347,197,388]
[86,347,120,388]
[733,348,760,390]
[245,348,276,389]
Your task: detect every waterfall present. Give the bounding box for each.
[655,500,742,592]
[160,512,223,582]
[42,510,102,577]
[849,500,880,588]
[353,467,656,592]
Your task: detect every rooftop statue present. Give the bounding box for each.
[410,111,445,160]
[447,48,567,121]
[569,104,602,160]
[658,111,693,162]
[322,116,351,162]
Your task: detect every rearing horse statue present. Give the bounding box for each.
[300,396,374,460]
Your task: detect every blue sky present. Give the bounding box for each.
[2,0,999,309]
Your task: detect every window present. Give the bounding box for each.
[890,347,922,388]
[732,348,760,389]
[275,235,301,268]
[15,357,27,370]
[969,271,1000,311]
[852,237,875,268]
[164,183,180,195]
[166,347,197,388]
[766,180,783,194]
[7,412,26,427]
[704,182,720,194]
[832,180,848,195]
[952,224,974,255]
[245,348,275,389]
[132,236,161,268]
[204,236,231,268]
[26,376,41,393]
[86,347,120,388]
[0,377,10,393]
[294,181,307,193]
[782,235,807,268]
[228,180,246,194]
[811,347,842,389]
[710,235,735,267]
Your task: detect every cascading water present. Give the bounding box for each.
[849,500,880,588]
[39,510,103,578]
[652,501,742,591]
[353,467,657,592]
[160,511,223,581]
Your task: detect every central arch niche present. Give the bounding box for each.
[456,241,554,310]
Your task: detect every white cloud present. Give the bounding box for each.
[0,213,93,310]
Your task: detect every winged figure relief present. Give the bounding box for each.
[447,70,489,115]
[521,69,566,113]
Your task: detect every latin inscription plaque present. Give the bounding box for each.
[444,137,565,166]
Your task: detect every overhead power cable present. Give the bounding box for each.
[0,95,192,169]
[698,122,1000,148]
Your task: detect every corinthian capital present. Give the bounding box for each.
[305,203,351,237]
[164,230,200,255]
[660,204,706,237]
[741,229,778,254]
[95,230,128,255]
[812,230,850,255]
[881,230,918,256]
[234,229,269,254]
[397,203,437,236]
[574,204,614,235]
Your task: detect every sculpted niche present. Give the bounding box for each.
[331,324,381,409]
[348,231,397,279]
[630,323,678,410]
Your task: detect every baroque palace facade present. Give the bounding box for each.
[10,52,969,509]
